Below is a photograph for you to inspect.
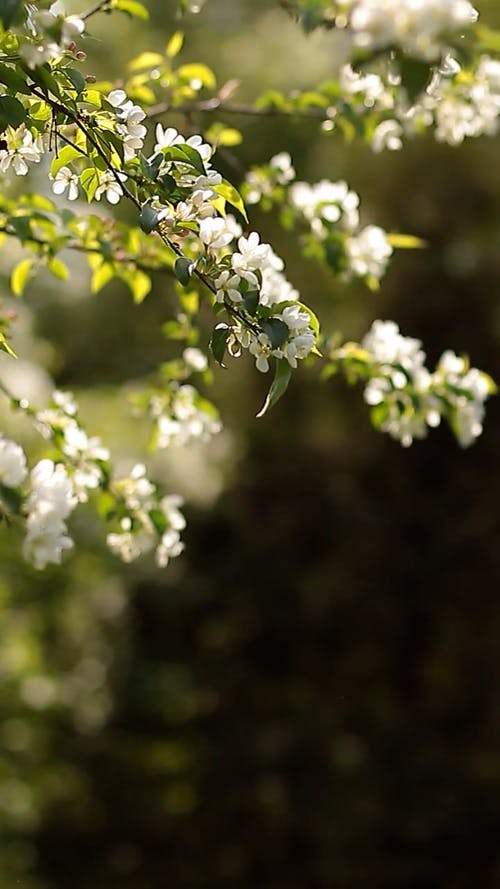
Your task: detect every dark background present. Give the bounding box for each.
[1,1,500,886]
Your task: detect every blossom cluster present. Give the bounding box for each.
[23,458,77,569]
[0,0,495,576]
[148,382,222,449]
[337,53,500,152]
[21,4,85,69]
[35,390,110,502]
[334,320,495,447]
[243,154,394,284]
[0,389,187,571]
[137,126,318,374]
[336,0,478,61]
[0,126,44,177]
[106,464,186,568]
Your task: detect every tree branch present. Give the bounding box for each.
[147,98,330,122]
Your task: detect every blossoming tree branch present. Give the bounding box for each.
[0,0,496,569]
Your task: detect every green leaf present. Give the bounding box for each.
[177,62,216,90]
[210,323,230,367]
[128,51,164,71]
[149,507,168,536]
[139,203,161,234]
[0,331,16,358]
[91,262,115,294]
[166,31,184,59]
[387,233,427,249]
[47,257,69,281]
[64,67,86,94]
[162,144,206,175]
[174,257,194,286]
[79,167,100,202]
[11,257,34,296]
[125,268,151,303]
[256,359,292,418]
[140,151,163,179]
[30,65,62,99]
[213,180,248,222]
[0,62,30,94]
[399,57,431,103]
[50,145,83,177]
[243,291,259,315]
[0,0,21,28]
[0,95,25,133]
[260,318,289,350]
[110,0,149,19]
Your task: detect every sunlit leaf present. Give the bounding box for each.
[11,257,34,296]
[256,359,292,418]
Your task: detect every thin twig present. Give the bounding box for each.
[147,98,330,121]
[81,0,113,22]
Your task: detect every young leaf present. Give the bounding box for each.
[214,181,248,222]
[163,144,206,175]
[128,51,164,71]
[110,0,149,19]
[0,62,29,94]
[91,262,115,294]
[149,507,168,536]
[256,359,292,418]
[260,318,289,350]
[0,0,21,28]
[210,323,230,367]
[11,257,34,296]
[0,96,26,133]
[79,167,100,203]
[399,57,431,103]
[64,67,86,94]
[166,31,184,59]
[125,269,152,303]
[47,257,69,281]
[387,233,427,249]
[177,62,216,90]
[243,291,259,315]
[139,203,161,234]
[50,145,84,178]
[174,257,194,286]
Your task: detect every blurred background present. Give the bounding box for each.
[1,1,500,886]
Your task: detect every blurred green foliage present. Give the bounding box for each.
[1,1,500,886]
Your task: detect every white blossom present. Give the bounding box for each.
[0,437,28,488]
[345,225,393,280]
[183,347,208,372]
[289,179,360,236]
[51,165,79,200]
[214,270,245,304]
[348,0,478,61]
[94,170,127,205]
[232,232,271,276]
[371,120,404,153]
[199,217,235,250]
[154,385,221,448]
[23,459,77,570]
[0,129,42,176]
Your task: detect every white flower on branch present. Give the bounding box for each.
[199,217,236,250]
[0,128,42,176]
[51,165,79,200]
[94,170,128,205]
[0,437,28,488]
[232,232,271,276]
[348,0,478,61]
[345,225,393,280]
[23,459,77,570]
